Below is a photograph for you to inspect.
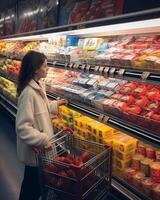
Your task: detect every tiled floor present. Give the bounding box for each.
[0,108,24,200]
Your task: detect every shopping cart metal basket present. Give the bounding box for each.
[34,128,112,200]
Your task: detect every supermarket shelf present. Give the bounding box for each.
[48,61,160,85]
[1,53,160,85]
[47,92,160,148]
[0,94,16,119]
[0,70,17,83]
[0,67,160,147]
[111,177,149,200]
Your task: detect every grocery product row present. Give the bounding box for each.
[1,33,160,73]
[1,58,159,138]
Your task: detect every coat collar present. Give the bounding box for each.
[29,79,50,111]
[29,79,45,91]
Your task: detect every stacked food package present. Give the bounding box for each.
[0,77,17,103]
[124,142,160,199]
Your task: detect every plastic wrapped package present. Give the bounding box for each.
[103,99,118,114]
[150,162,160,183]
[132,154,145,170]
[97,90,114,98]
[120,54,138,67]
[120,95,135,105]
[140,158,153,177]
[116,82,137,95]
[91,94,107,110]
[146,146,156,160]
[152,183,160,200]
[132,171,145,189]
[124,168,137,183]
[141,178,154,197]
[156,151,160,162]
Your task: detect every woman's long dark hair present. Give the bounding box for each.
[17,50,47,96]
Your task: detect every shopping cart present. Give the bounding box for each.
[34,128,112,200]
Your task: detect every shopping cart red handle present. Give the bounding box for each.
[62,127,73,133]
[32,147,39,154]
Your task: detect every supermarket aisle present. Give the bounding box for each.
[0,107,24,200]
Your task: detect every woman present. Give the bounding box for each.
[16,50,67,200]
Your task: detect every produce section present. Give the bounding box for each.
[0,12,160,200]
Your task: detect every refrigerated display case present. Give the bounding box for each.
[0,8,160,200]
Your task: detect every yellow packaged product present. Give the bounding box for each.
[74,126,89,140]
[115,158,132,171]
[103,136,115,147]
[74,116,93,129]
[74,133,88,150]
[83,38,104,51]
[87,121,114,139]
[113,165,124,178]
[115,150,135,161]
[113,136,137,153]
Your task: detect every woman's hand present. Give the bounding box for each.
[44,142,52,150]
[58,99,68,106]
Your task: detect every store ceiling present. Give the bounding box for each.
[0,0,16,11]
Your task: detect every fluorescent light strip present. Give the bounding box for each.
[2,18,160,41]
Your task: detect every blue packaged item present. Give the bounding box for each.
[66,35,79,47]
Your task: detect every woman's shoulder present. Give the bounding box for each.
[18,86,35,103]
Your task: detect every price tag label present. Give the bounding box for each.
[81,64,86,71]
[52,61,57,65]
[109,68,116,77]
[103,115,110,123]
[77,24,86,30]
[64,63,68,68]
[98,114,105,122]
[104,67,110,77]
[94,66,100,73]
[86,64,91,72]
[69,63,74,69]
[99,66,105,75]
[73,63,79,69]
[141,71,150,81]
[118,69,125,77]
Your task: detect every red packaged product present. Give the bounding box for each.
[132,154,144,170]
[124,168,137,183]
[132,171,145,189]
[134,96,148,108]
[144,101,159,112]
[122,104,142,115]
[137,144,146,156]
[120,95,135,105]
[156,151,160,162]
[151,162,160,183]
[147,88,160,102]
[152,183,160,200]
[118,82,137,95]
[151,112,160,122]
[146,147,156,160]
[133,85,147,96]
[121,54,138,66]
[142,178,154,196]
[111,93,123,100]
